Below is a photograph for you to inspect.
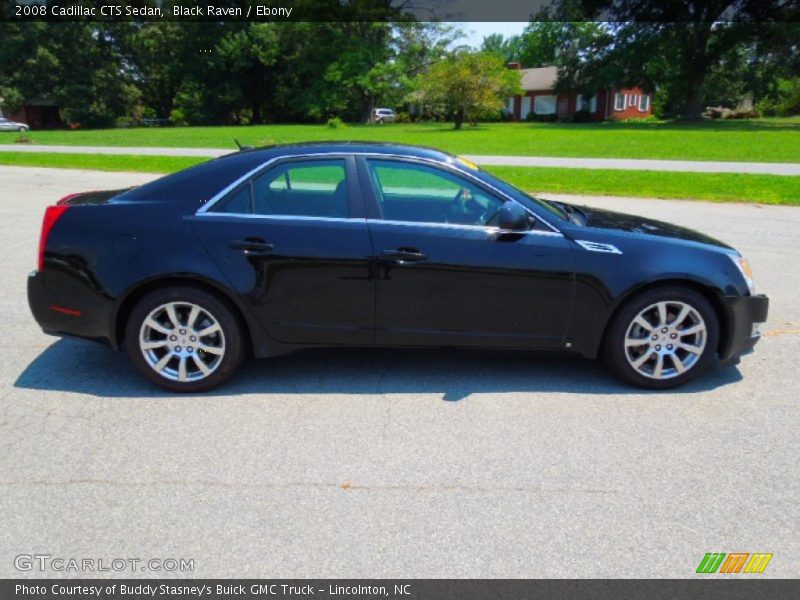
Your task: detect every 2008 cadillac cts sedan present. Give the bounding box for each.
[28,143,768,392]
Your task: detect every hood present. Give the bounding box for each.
[576,204,733,250]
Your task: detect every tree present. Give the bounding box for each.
[415,51,521,129]
[216,24,279,124]
[561,0,800,119]
[517,21,608,68]
[480,33,523,63]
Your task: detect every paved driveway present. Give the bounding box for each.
[1,167,798,578]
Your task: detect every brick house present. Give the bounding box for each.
[506,63,652,121]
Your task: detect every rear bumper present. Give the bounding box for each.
[719,293,769,365]
[28,270,115,347]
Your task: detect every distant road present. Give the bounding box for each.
[1,143,799,175]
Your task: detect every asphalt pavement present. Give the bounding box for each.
[1,167,798,578]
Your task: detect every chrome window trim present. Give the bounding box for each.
[195,212,561,237]
[195,213,364,224]
[373,219,564,237]
[195,151,563,236]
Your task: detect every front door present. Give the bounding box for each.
[358,157,575,348]
[192,156,375,345]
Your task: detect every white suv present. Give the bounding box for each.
[373,108,397,124]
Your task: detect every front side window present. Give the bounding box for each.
[628,94,638,107]
[212,159,349,218]
[614,92,625,110]
[366,159,504,227]
[639,94,650,111]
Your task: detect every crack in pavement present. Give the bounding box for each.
[0,479,618,495]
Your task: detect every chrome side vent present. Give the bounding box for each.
[575,240,622,254]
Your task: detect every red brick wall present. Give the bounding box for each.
[509,87,651,121]
[607,87,652,119]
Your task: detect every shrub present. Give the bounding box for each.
[169,108,188,127]
[526,112,557,123]
[395,111,412,124]
[326,116,347,129]
[571,109,594,123]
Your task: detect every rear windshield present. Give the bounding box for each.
[116,152,269,205]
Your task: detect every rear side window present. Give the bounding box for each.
[211,159,349,218]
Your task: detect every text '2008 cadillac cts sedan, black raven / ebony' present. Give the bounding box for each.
[28,143,768,392]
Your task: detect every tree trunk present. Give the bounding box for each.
[681,22,712,121]
[251,101,263,125]
[362,95,375,124]
[454,107,464,130]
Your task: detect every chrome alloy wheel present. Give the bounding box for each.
[623,300,707,380]
[139,301,226,382]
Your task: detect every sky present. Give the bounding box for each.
[459,22,528,48]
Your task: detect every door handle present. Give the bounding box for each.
[228,237,275,256]
[381,248,427,262]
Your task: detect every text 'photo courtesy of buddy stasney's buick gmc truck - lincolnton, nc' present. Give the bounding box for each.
[27,142,768,393]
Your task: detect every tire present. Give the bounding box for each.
[126,286,245,392]
[603,286,719,389]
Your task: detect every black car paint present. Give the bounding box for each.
[28,142,767,367]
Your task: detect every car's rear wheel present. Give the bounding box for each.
[126,286,245,392]
[604,287,719,389]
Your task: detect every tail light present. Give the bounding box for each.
[38,205,70,271]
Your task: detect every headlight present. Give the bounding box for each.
[729,254,755,295]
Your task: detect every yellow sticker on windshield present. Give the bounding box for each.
[456,156,479,171]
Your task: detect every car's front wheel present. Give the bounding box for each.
[604,287,719,389]
[126,286,245,392]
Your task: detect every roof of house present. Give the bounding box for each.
[519,66,559,91]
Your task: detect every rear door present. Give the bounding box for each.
[191,155,375,345]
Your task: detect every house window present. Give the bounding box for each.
[628,94,638,107]
[578,94,597,113]
[507,97,515,114]
[533,94,557,115]
[614,92,625,111]
[638,94,650,112]
[521,96,532,119]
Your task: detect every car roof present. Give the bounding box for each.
[233,141,454,163]
[117,142,461,205]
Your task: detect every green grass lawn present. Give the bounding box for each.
[2,151,797,205]
[2,117,800,163]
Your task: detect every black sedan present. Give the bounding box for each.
[28,143,768,392]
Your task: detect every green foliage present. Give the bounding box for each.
[570,109,594,123]
[518,22,609,69]
[558,3,799,119]
[326,116,347,129]
[415,51,521,129]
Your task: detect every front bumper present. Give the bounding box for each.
[719,293,769,365]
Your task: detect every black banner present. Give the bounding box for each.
[3,580,800,600]
[2,0,800,23]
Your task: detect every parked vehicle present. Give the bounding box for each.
[28,143,768,392]
[0,117,29,132]
[373,108,396,123]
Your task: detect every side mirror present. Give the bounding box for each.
[497,201,530,231]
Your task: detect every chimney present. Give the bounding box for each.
[507,62,522,70]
